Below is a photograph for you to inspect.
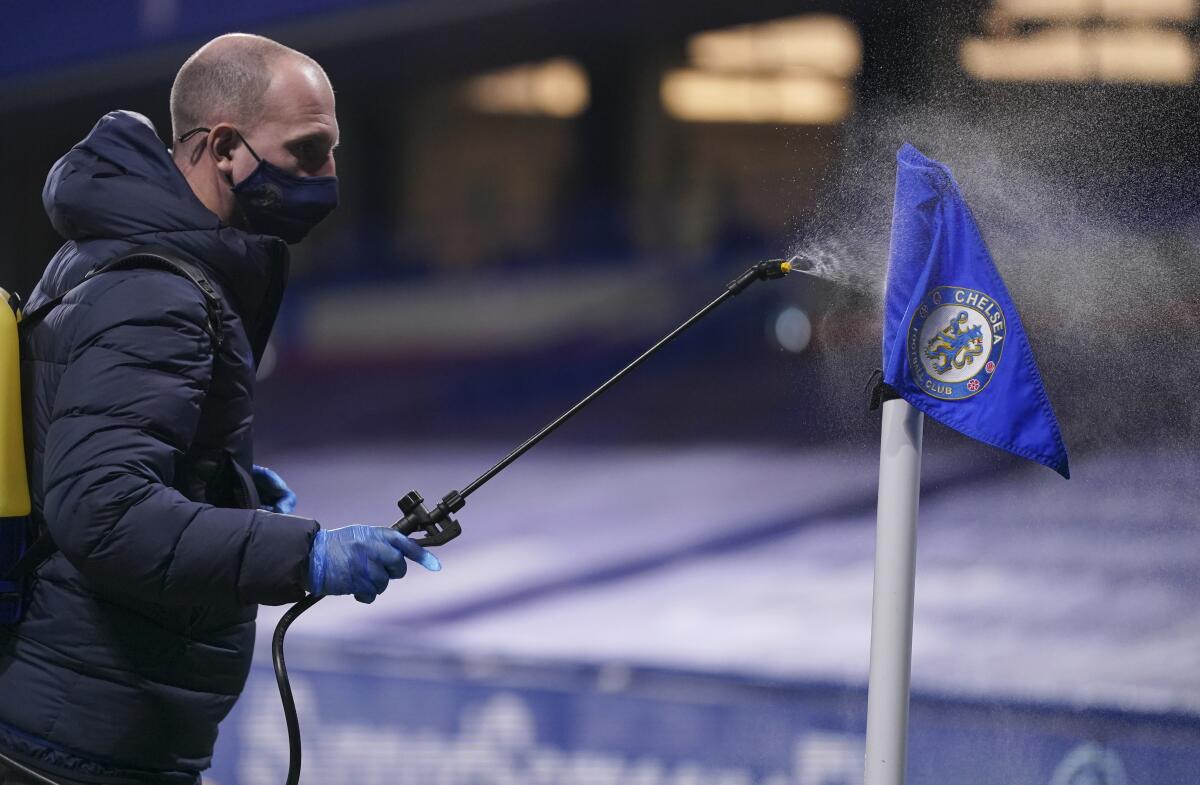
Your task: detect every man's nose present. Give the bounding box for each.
[314,153,335,178]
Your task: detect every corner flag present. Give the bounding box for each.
[881,144,1069,478]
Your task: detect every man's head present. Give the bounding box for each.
[171,33,339,238]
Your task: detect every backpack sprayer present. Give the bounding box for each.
[0,256,815,785]
[271,255,815,785]
[0,289,31,620]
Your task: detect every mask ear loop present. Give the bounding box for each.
[176,127,211,167]
[233,130,265,164]
[177,127,211,143]
[177,127,263,170]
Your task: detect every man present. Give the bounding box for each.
[0,34,439,785]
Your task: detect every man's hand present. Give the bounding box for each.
[307,525,442,604]
[253,464,297,514]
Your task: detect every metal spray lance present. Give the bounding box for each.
[271,256,814,785]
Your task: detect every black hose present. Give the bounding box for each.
[272,594,322,785]
[0,749,67,785]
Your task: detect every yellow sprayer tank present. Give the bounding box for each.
[0,288,30,517]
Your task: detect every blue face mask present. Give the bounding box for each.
[179,128,339,244]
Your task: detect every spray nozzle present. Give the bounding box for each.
[727,256,811,293]
[756,259,792,279]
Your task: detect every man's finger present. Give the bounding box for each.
[383,554,408,580]
[367,562,390,595]
[354,592,376,604]
[277,490,297,515]
[385,530,442,572]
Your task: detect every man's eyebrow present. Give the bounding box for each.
[285,131,338,150]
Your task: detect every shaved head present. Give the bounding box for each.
[170,33,326,143]
[170,33,338,227]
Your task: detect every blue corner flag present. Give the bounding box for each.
[882,144,1069,478]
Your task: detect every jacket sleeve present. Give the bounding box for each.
[40,269,319,606]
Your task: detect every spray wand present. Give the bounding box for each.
[271,256,812,785]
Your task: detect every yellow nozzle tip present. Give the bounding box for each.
[780,261,792,273]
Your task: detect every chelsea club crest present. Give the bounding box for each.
[907,285,1006,400]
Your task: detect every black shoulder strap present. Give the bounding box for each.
[5,531,57,581]
[21,244,224,348]
[6,246,227,581]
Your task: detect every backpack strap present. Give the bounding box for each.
[88,245,225,348]
[21,244,224,348]
[6,246,226,581]
[4,530,57,581]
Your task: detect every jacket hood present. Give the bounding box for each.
[40,110,289,363]
[44,110,220,243]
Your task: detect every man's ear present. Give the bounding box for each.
[208,123,240,178]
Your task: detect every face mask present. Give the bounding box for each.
[179,127,339,244]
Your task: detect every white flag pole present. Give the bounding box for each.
[863,396,924,785]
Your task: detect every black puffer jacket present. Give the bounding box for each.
[0,111,320,784]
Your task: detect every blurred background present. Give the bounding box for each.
[2,1,1199,783]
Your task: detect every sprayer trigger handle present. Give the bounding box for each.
[413,517,462,548]
[393,513,461,548]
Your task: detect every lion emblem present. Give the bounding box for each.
[924,311,984,375]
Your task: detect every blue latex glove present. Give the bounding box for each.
[253,464,297,514]
[307,525,442,604]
